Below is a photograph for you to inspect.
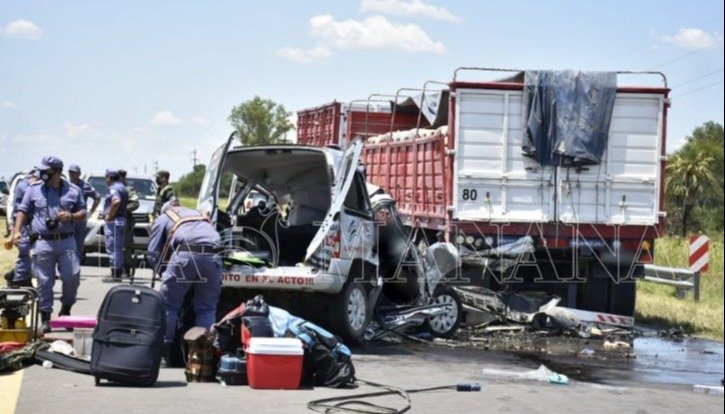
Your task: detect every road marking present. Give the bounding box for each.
[0,369,23,414]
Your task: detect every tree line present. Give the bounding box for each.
[665,121,724,236]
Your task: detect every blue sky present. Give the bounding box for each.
[1,0,723,180]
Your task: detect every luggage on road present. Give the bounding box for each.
[91,285,165,386]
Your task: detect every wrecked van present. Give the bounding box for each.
[198,133,462,342]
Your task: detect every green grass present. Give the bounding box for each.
[178,195,228,210]
[178,196,197,209]
[636,235,724,340]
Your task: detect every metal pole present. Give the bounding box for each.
[694,271,701,302]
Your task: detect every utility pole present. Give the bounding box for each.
[154,161,159,174]
[191,149,199,196]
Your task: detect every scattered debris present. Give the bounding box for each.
[447,285,637,358]
[603,340,631,350]
[455,286,559,325]
[692,385,724,396]
[481,364,569,385]
[659,327,687,340]
[579,348,596,358]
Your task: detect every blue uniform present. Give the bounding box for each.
[102,181,128,272]
[12,177,33,283]
[71,178,99,260]
[17,180,85,312]
[148,207,222,343]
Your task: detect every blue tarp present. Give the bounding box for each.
[523,70,617,166]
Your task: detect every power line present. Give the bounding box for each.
[672,79,724,98]
[595,16,724,66]
[671,68,724,88]
[649,46,711,70]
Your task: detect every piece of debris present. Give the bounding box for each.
[692,385,724,396]
[480,325,526,334]
[579,348,595,358]
[481,364,570,385]
[454,286,560,325]
[603,340,631,350]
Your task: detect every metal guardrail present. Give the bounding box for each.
[643,264,701,301]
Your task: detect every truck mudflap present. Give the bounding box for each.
[221,265,345,294]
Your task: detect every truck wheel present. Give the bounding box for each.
[424,285,462,338]
[329,281,369,344]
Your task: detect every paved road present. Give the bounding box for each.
[2,265,723,414]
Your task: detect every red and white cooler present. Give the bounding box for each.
[246,337,304,389]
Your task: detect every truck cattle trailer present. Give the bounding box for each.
[296,67,670,319]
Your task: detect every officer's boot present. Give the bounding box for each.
[121,266,131,279]
[3,270,14,287]
[160,343,171,368]
[102,269,122,283]
[59,304,72,317]
[15,277,34,288]
[40,311,52,334]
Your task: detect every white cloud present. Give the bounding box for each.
[62,122,92,137]
[1,101,16,109]
[310,14,446,54]
[659,28,724,51]
[151,110,182,126]
[3,19,43,39]
[277,14,446,63]
[275,46,333,63]
[191,116,211,125]
[359,0,461,23]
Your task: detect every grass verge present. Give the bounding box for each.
[636,235,724,340]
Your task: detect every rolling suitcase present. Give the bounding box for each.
[91,285,166,386]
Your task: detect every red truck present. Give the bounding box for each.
[296,67,670,322]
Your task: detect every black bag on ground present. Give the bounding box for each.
[90,285,166,386]
[288,321,356,388]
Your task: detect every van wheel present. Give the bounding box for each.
[424,286,462,338]
[329,281,369,344]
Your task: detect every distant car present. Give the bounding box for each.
[82,173,157,259]
[0,179,8,216]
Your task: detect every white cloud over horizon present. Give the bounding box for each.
[62,122,93,137]
[277,14,446,63]
[191,116,211,125]
[3,19,43,39]
[1,101,16,109]
[659,28,724,51]
[151,110,182,126]
[359,0,461,23]
[275,46,333,63]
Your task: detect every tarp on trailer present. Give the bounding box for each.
[522,70,617,166]
[393,90,449,128]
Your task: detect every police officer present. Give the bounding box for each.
[147,198,221,360]
[152,170,175,218]
[67,164,100,262]
[118,169,139,278]
[12,157,86,331]
[7,169,40,288]
[100,170,128,282]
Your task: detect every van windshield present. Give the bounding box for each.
[87,176,157,198]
